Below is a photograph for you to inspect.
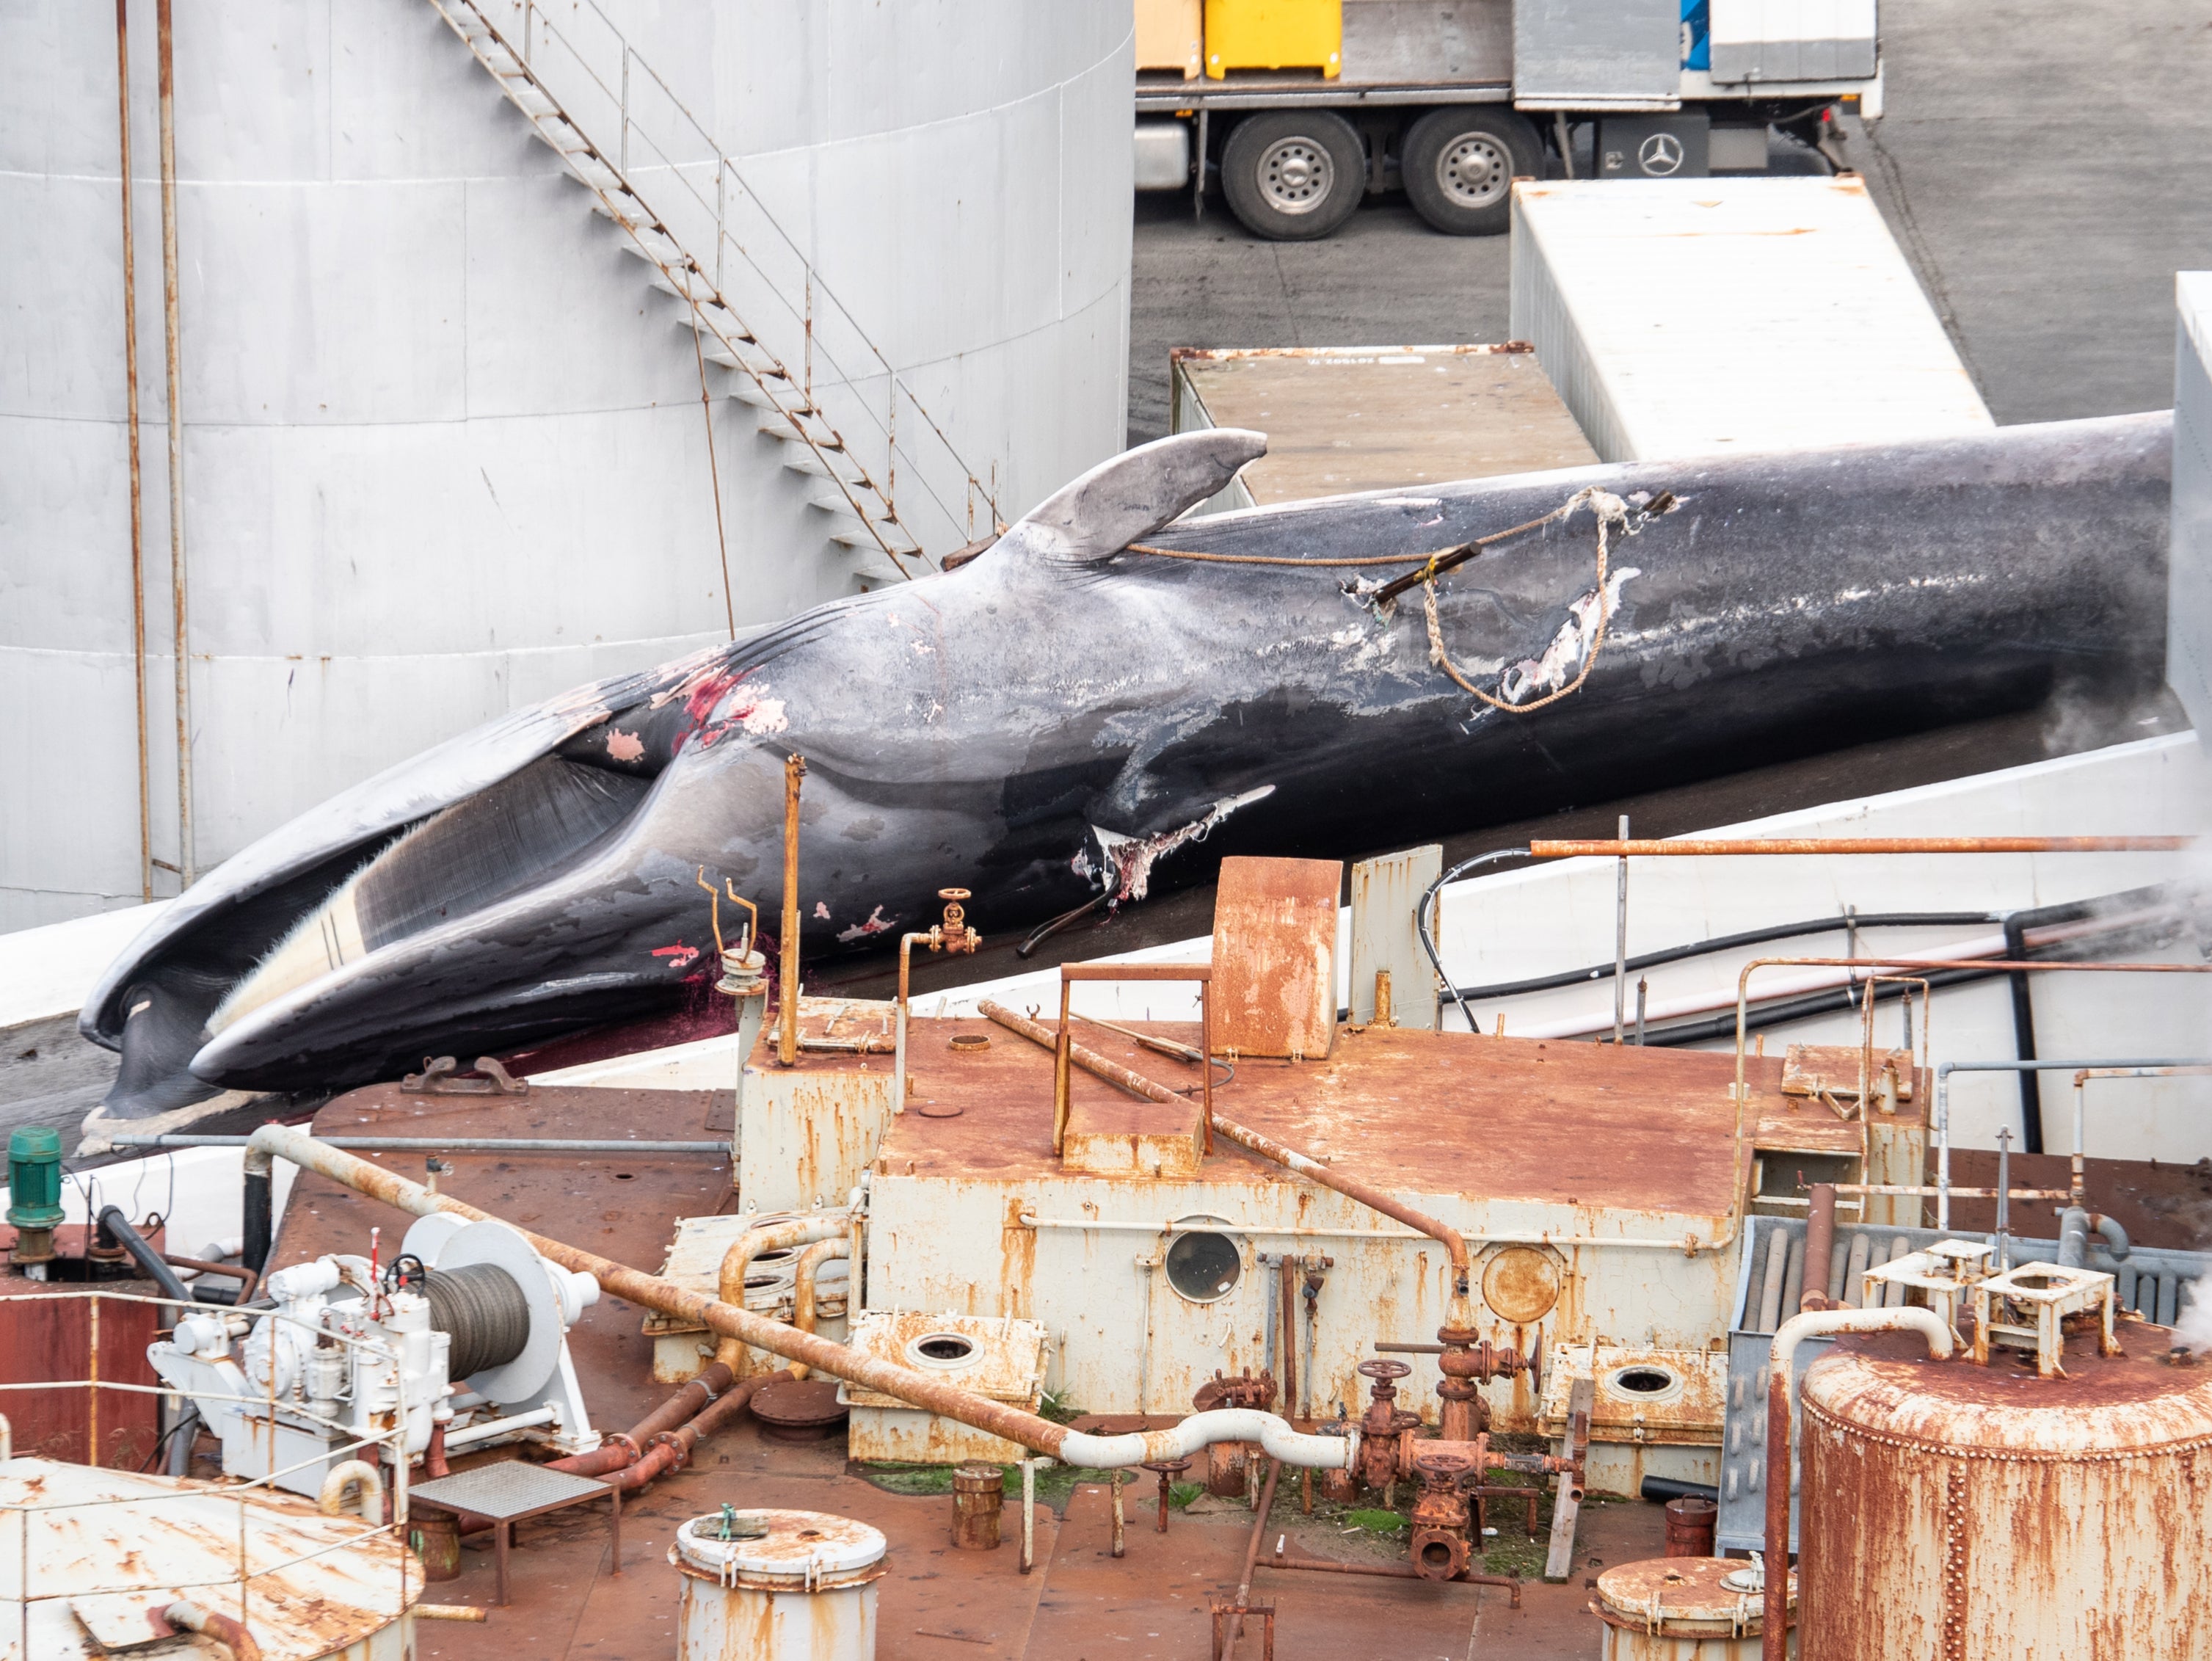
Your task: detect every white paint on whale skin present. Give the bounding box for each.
[1498,565,1641,705]
[740,697,790,735]
[837,905,896,942]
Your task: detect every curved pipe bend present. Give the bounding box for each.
[164,1600,262,1661]
[1764,1307,1954,1661]
[317,1458,382,1522]
[710,1216,849,1373]
[1060,1408,1357,1471]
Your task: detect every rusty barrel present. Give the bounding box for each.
[951,1463,1004,1549]
[1663,1494,1717,1558]
[411,1506,463,1581]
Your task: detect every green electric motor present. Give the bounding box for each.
[7,1125,64,1265]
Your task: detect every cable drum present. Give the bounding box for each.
[423,1262,532,1380]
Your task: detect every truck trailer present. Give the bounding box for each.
[1135,0,1881,239]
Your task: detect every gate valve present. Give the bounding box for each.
[1356,1360,1423,1491]
[1408,1448,1477,1583]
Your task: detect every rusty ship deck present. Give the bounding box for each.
[271,1075,1673,1660]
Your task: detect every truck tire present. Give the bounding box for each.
[1402,106,1543,236]
[1219,111,1367,241]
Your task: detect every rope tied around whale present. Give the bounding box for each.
[1124,484,1645,713]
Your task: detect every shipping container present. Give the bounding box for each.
[1508,175,1991,462]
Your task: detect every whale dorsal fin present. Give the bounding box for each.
[986,429,1267,570]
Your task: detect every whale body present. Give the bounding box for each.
[80,412,2172,1119]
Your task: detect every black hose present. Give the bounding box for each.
[95,1207,195,1309]
[1450,912,2000,1001]
[242,1166,272,1278]
[423,1262,532,1379]
[1631,965,1996,1047]
[1418,848,1533,1032]
[1640,1476,1719,1504]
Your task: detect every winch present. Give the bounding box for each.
[148,1215,602,1497]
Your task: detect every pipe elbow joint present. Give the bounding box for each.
[318,1458,384,1522]
[2091,1212,2132,1260]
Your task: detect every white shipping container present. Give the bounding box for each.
[1508,176,1991,463]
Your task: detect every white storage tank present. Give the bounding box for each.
[1508,177,1991,464]
[670,1508,887,1661]
[0,0,1132,928]
[1,1453,422,1658]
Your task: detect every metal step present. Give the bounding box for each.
[784,445,873,487]
[828,520,921,556]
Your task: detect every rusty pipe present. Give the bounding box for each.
[981,999,1185,1108]
[1206,1114,1472,1328]
[776,754,805,1066]
[163,1253,257,1303]
[711,1216,848,1373]
[1800,1184,1836,1312]
[156,0,193,886]
[1529,836,2193,858]
[1764,1307,1954,1661]
[164,1601,260,1661]
[985,1000,1469,1319]
[243,1127,1352,1470]
[115,0,150,901]
[1221,1458,1282,1660]
[317,1459,382,1522]
[788,1237,848,1381]
[1264,1544,1522,1600]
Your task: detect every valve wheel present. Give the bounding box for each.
[1358,1359,1412,1382]
[1414,1450,1473,1478]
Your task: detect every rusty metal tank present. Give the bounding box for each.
[1797,1317,2212,1658]
[1593,1557,1794,1658]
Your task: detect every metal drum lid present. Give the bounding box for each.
[674,1508,887,1589]
[1594,1557,1794,1637]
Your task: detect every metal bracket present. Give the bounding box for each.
[401,1055,529,1096]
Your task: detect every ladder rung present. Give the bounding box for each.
[829,522,922,555]
[782,446,871,486]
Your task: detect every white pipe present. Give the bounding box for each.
[0,1411,10,1460]
[442,1406,558,1450]
[317,1458,383,1522]
[1770,1305,1954,1395]
[1020,1213,1704,1250]
[1059,1407,1356,1470]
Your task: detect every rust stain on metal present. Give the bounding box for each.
[1800,1320,2212,1658]
[1209,857,1342,1060]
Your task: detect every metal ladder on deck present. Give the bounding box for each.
[424,0,1002,583]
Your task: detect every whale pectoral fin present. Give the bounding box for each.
[987,429,1268,569]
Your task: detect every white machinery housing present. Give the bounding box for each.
[149,1217,601,1497]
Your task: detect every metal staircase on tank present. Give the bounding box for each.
[425,0,1003,586]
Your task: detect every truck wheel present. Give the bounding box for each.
[1402,106,1542,236]
[1219,112,1367,241]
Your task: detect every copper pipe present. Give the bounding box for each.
[115,0,150,901]
[161,1254,255,1303]
[1529,836,2192,858]
[776,753,805,1066]
[156,0,193,885]
[1278,1256,1298,1420]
